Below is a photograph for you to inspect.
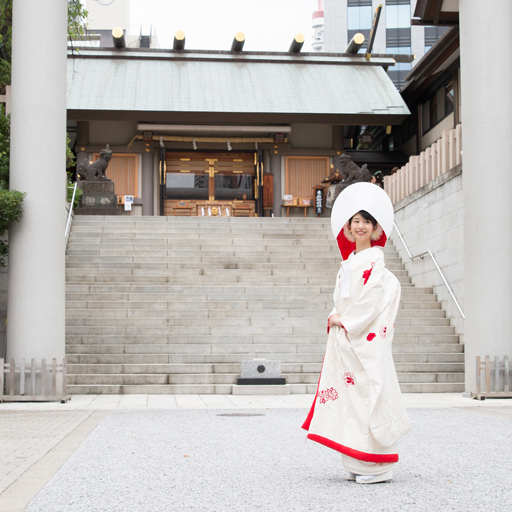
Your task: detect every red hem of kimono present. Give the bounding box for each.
[306,433,399,463]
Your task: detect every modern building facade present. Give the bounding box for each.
[77,0,159,49]
[323,0,446,88]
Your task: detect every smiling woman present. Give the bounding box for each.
[302,183,410,485]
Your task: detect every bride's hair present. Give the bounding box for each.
[348,210,377,227]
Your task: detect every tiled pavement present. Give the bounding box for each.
[0,394,511,511]
[0,411,94,494]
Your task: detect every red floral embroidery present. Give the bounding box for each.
[318,387,339,404]
[380,326,387,339]
[367,332,376,342]
[362,262,375,285]
[343,372,356,387]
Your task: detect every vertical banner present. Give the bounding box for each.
[314,186,325,215]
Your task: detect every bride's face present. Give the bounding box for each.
[348,214,376,244]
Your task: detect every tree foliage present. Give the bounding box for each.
[0,189,24,267]
[0,104,8,186]
[68,0,89,40]
[0,103,23,268]
[0,0,88,90]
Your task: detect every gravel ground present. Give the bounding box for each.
[25,408,512,512]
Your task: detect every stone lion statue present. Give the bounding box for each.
[77,145,112,181]
[326,154,372,207]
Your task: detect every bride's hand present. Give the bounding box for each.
[328,314,343,328]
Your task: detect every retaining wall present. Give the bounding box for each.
[390,164,464,336]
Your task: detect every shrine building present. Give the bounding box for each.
[67,41,410,218]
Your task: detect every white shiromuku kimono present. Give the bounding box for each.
[302,246,411,470]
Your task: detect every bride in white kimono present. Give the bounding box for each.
[302,183,410,484]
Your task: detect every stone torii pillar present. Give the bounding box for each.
[460,0,512,392]
[7,0,68,362]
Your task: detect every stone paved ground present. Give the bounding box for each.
[0,411,93,494]
[1,395,511,512]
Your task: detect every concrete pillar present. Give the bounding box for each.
[7,0,68,362]
[270,155,282,217]
[459,0,512,392]
[141,152,154,216]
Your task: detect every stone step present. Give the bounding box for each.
[66,335,336,346]
[65,308,445,319]
[65,350,463,365]
[66,218,464,394]
[65,300,437,311]
[67,238,340,247]
[69,232,333,240]
[64,284,430,294]
[64,324,455,336]
[67,346,464,368]
[65,381,465,395]
[65,384,234,395]
[397,382,465,393]
[66,263,409,274]
[67,370,465,386]
[63,291,435,303]
[65,342,464,356]
[64,315,450,327]
[70,224,332,231]
[65,256,405,271]
[66,329,459,346]
[70,226,335,233]
[65,271,411,283]
[72,216,331,222]
[66,361,463,375]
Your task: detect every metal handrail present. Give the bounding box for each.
[65,183,77,240]
[393,222,465,319]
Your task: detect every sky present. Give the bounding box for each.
[127,0,317,52]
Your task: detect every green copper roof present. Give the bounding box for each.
[67,49,409,120]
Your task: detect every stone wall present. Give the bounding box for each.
[389,164,464,336]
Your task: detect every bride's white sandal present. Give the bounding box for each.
[355,470,393,484]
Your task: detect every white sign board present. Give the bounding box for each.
[124,195,134,211]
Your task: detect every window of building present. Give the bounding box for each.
[445,79,455,117]
[385,1,411,89]
[386,45,412,89]
[424,26,448,54]
[386,0,411,29]
[422,74,455,134]
[429,94,438,128]
[347,0,373,31]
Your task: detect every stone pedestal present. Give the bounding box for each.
[75,181,119,215]
[237,359,286,385]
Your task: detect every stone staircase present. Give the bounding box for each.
[65,216,464,394]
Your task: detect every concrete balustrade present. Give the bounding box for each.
[385,124,462,204]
